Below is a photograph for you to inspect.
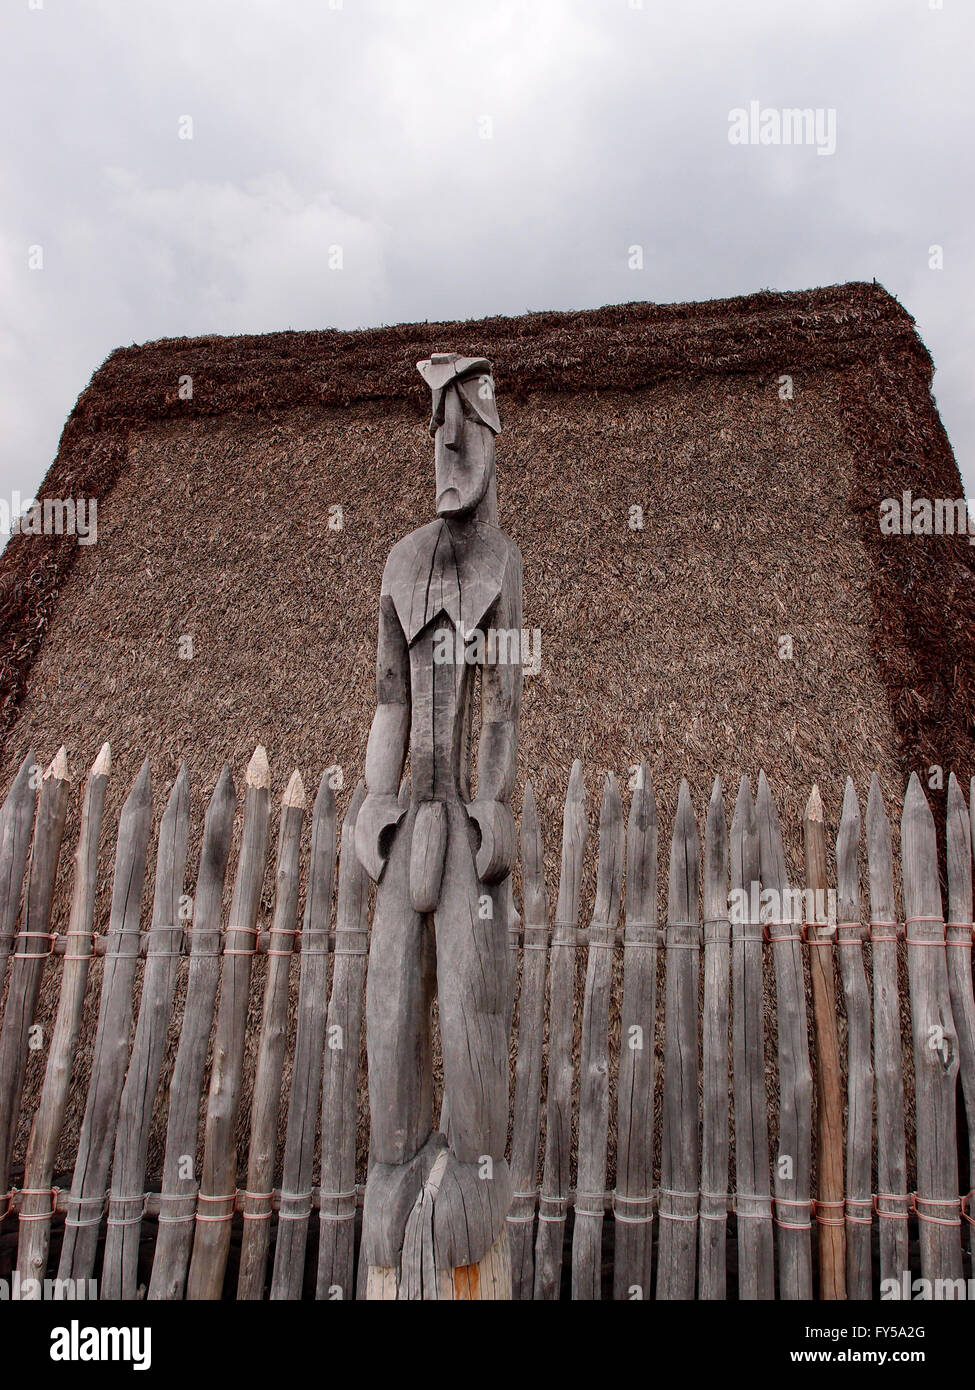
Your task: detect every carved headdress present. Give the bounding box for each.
[417,352,501,436]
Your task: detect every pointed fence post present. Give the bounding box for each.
[102,764,190,1299]
[0,750,38,980]
[571,772,623,1300]
[946,775,975,1267]
[533,761,587,1300]
[507,780,549,1299]
[613,761,657,1302]
[16,744,110,1292]
[757,770,813,1300]
[866,774,910,1282]
[656,779,700,1300]
[699,776,730,1300]
[270,771,337,1300]
[187,746,272,1300]
[901,773,963,1286]
[730,776,774,1299]
[58,759,152,1284]
[147,765,236,1300]
[802,786,845,1299]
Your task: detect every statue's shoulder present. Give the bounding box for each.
[475,522,522,577]
[381,520,443,591]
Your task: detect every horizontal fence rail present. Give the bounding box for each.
[0,746,973,1299]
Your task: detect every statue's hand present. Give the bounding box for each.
[465,799,516,884]
[354,793,406,882]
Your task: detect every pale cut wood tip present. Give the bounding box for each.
[567,759,585,797]
[91,742,112,777]
[347,779,367,820]
[709,774,723,804]
[522,779,536,814]
[805,785,823,821]
[283,769,306,808]
[946,770,964,804]
[841,777,859,819]
[246,745,270,789]
[45,746,69,782]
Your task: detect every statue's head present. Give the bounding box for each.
[417,353,501,521]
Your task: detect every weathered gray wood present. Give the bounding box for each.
[865,774,909,1286]
[900,772,963,1286]
[0,748,70,1201]
[835,779,873,1300]
[507,780,548,1300]
[270,771,337,1300]
[757,769,813,1300]
[0,750,37,979]
[533,760,587,1300]
[656,779,700,1300]
[147,764,235,1300]
[101,763,191,1299]
[58,759,152,1283]
[237,769,305,1299]
[571,772,624,1300]
[16,744,110,1294]
[699,776,729,1299]
[187,746,272,1300]
[946,774,975,1265]
[802,786,845,1300]
[316,781,369,1301]
[730,776,774,1299]
[613,761,657,1301]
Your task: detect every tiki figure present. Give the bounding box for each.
[356,353,522,1297]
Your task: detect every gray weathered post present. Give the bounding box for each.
[901,773,963,1286]
[730,776,774,1299]
[101,764,190,1299]
[533,761,587,1300]
[270,771,336,1299]
[699,776,730,1299]
[613,761,657,1302]
[571,772,624,1300]
[0,751,37,980]
[58,760,152,1284]
[16,744,110,1292]
[835,779,873,1299]
[507,780,549,1299]
[865,774,909,1284]
[757,770,812,1300]
[656,779,700,1300]
[147,765,235,1300]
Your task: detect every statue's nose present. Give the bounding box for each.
[443,387,464,451]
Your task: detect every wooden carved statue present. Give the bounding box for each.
[355,352,523,1298]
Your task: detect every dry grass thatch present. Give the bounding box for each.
[0,279,971,1186]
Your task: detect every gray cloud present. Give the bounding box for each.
[2,0,972,507]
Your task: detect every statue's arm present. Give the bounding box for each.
[355,589,410,880]
[467,544,523,882]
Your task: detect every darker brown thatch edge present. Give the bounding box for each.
[0,279,968,783]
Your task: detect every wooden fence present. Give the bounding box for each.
[0,743,973,1300]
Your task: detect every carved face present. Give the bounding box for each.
[433,383,496,518]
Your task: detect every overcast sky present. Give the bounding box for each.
[1,0,973,505]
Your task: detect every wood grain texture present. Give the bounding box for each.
[835,780,873,1299]
[865,774,909,1285]
[187,747,271,1300]
[147,765,235,1300]
[507,780,548,1299]
[730,776,774,1299]
[900,773,963,1287]
[656,778,700,1300]
[946,775,975,1266]
[57,760,152,1284]
[102,764,191,1299]
[533,760,587,1300]
[802,785,845,1300]
[270,771,336,1300]
[16,745,109,1293]
[699,776,729,1300]
[757,770,812,1300]
[613,761,657,1301]
[571,772,623,1300]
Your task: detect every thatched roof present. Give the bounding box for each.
[1,279,971,1179]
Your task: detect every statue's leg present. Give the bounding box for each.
[420,800,512,1295]
[361,810,437,1294]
